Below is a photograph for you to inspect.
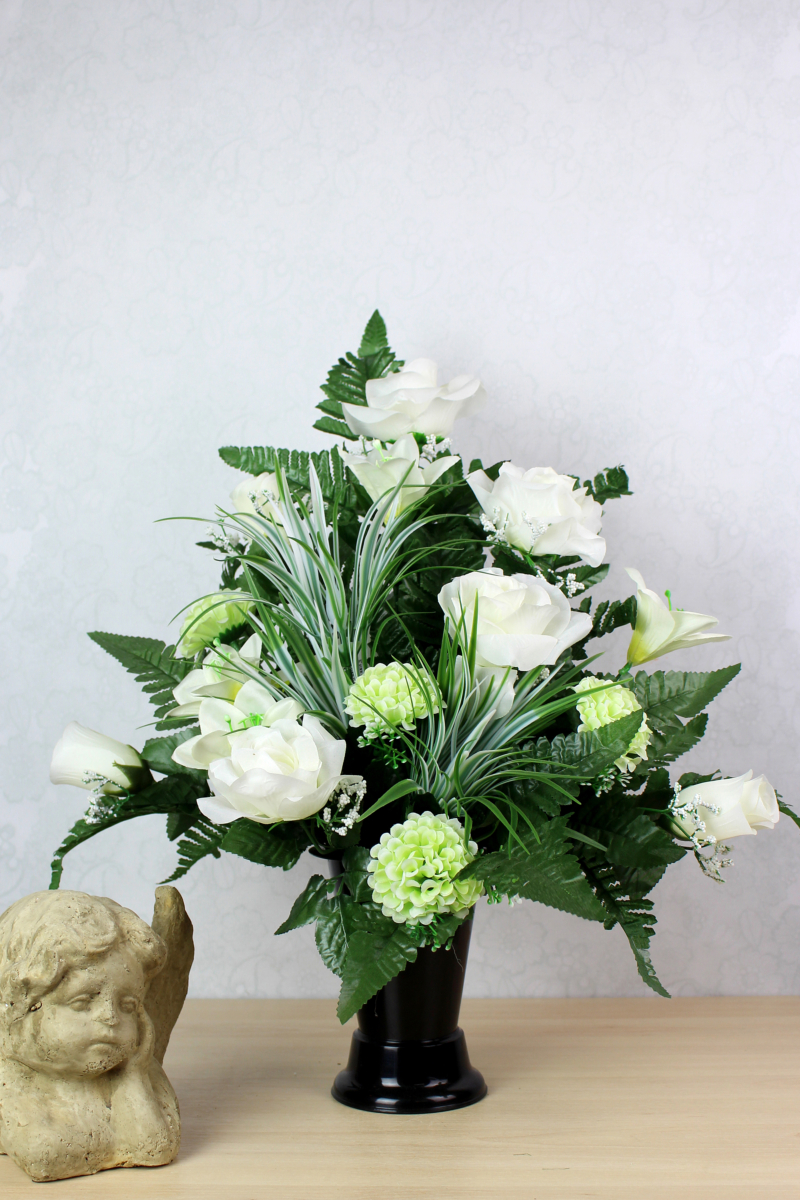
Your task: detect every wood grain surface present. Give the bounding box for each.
[1,998,798,1198]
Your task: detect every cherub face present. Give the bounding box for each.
[9,947,146,1078]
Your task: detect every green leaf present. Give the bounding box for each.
[87,632,193,722]
[585,863,669,998]
[164,818,224,882]
[648,713,708,764]
[313,416,355,439]
[632,666,740,728]
[315,311,402,439]
[342,845,373,903]
[358,309,389,357]
[142,730,203,779]
[337,925,419,1024]
[778,800,800,833]
[220,819,309,871]
[583,466,632,504]
[531,709,646,779]
[50,775,206,888]
[358,778,421,823]
[275,875,331,934]
[461,819,606,922]
[218,445,351,502]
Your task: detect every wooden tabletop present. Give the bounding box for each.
[1,997,799,1197]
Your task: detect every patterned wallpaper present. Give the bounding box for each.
[2,1,799,999]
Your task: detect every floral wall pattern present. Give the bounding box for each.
[2,0,799,998]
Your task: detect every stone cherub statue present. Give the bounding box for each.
[0,886,193,1182]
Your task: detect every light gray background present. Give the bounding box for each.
[2,1,799,1000]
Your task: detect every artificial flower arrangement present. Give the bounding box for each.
[49,312,793,1021]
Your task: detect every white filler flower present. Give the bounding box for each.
[342,359,485,440]
[467,463,605,567]
[438,568,592,671]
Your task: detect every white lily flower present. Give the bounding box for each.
[625,568,730,666]
[169,633,263,719]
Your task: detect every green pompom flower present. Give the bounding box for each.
[367,811,482,925]
[177,592,252,659]
[345,662,437,740]
[573,676,652,773]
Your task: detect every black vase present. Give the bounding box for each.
[331,915,487,1114]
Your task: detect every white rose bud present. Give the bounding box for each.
[342,358,485,440]
[437,568,592,671]
[198,715,360,825]
[626,568,731,666]
[468,463,605,567]
[672,772,779,841]
[341,434,459,516]
[50,722,151,795]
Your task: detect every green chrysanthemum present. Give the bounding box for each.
[344,662,437,740]
[367,811,482,925]
[176,592,252,659]
[573,676,652,773]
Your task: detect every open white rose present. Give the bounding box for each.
[50,722,151,795]
[468,464,605,567]
[626,568,731,666]
[169,633,263,720]
[199,714,359,825]
[341,435,459,516]
[438,568,592,671]
[171,684,303,770]
[229,471,283,532]
[672,771,779,841]
[342,358,485,440]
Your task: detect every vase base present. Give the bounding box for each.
[332,1028,487,1114]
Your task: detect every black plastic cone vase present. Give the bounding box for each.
[331,915,487,1114]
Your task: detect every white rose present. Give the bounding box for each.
[625,568,730,666]
[199,714,360,825]
[468,464,605,568]
[171,682,303,771]
[437,568,592,671]
[50,722,151,795]
[169,633,263,719]
[342,358,485,440]
[229,471,283,532]
[673,771,779,841]
[341,434,460,515]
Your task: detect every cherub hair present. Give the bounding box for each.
[0,891,166,1026]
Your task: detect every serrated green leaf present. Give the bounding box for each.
[218,445,354,500]
[648,713,708,764]
[778,801,800,832]
[532,709,646,778]
[337,925,419,1023]
[342,845,373,903]
[220,819,309,871]
[583,466,632,504]
[585,862,668,997]
[164,817,224,882]
[358,309,389,357]
[461,819,606,922]
[87,632,192,721]
[50,775,205,888]
[313,416,356,439]
[275,875,330,934]
[632,666,740,728]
